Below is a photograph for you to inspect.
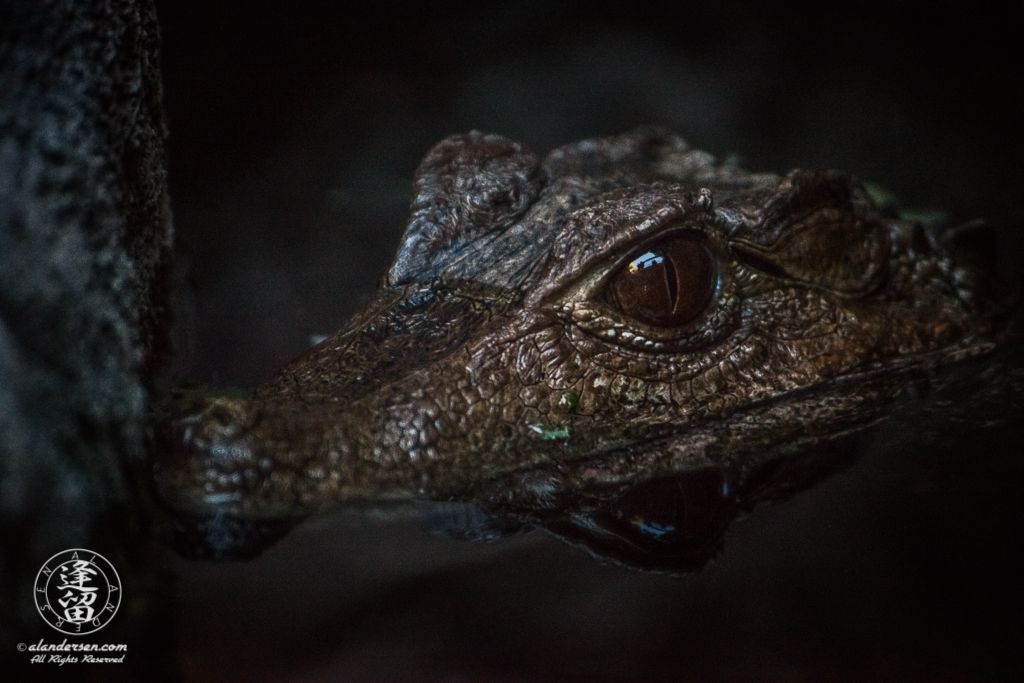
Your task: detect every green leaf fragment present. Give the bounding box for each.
[896,208,949,231]
[862,180,900,213]
[862,180,949,230]
[528,424,572,440]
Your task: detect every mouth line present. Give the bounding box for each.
[502,337,1001,484]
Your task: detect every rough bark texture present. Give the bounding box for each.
[0,0,172,675]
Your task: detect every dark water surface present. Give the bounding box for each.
[156,2,1023,680]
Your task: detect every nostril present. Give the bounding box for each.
[151,395,257,515]
[150,398,308,560]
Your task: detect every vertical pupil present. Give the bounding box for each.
[610,236,716,327]
[626,251,677,315]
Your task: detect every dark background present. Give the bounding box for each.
[154,2,1024,681]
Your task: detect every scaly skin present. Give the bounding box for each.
[153,128,1004,570]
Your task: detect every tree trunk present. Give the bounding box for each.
[0,0,173,678]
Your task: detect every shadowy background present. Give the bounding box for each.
[155,2,1023,681]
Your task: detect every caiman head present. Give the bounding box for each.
[153,128,1005,571]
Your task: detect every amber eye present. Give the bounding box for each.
[607,234,717,327]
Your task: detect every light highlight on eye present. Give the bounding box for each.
[627,252,664,274]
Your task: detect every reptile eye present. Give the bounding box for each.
[607,234,717,328]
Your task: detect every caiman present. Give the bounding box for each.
[153,128,1010,571]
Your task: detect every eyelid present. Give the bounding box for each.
[526,189,719,308]
[546,223,724,309]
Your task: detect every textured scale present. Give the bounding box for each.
[153,128,1008,571]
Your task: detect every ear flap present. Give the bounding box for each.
[386,131,543,286]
